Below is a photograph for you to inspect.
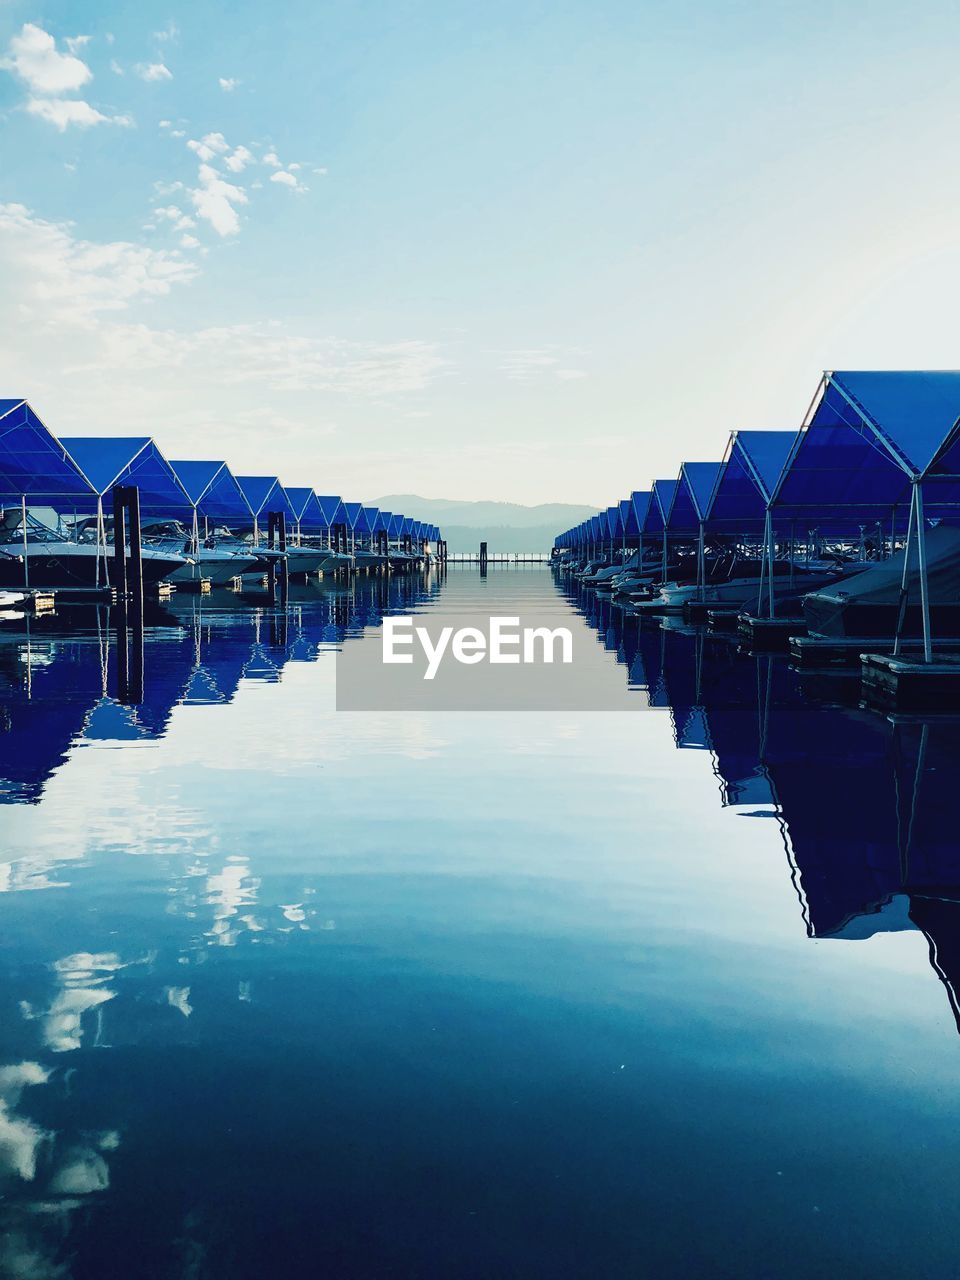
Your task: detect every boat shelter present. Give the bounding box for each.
[772,371,960,654]
[61,436,192,521]
[169,460,253,533]
[0,400,95,514]
[235,476,297,541]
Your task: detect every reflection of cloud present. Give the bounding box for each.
[0,1063,51,1181]
[22,953,128,1053]
[165,986,192,1017]
[206,859,260,946]
[50,1146,109,1194]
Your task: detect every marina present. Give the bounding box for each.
[553,371,960,709]
[2,567,960,1274]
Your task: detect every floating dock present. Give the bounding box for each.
[737,614,806,649]
[861,652,960,711]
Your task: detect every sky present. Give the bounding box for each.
[1,1,960,506]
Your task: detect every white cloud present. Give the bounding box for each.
[270,170,298,188]
[187,131,229,162]
[110,58,124,75]
[135,61,172,82]
[65,35,91,56]
[288,162,301,171]
[4,23,91,94]
[171,128,185,137]
[153,23,179,41]
[224,144,253,173]
[190,164,247,236]
[158,118,171,128]
[0,202,197,324]
[180,233,200,248]
[313,167,328,176]
[26,97,132,131]
[262,151,281,167]
[218,77,240,92]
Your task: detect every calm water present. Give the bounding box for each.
[1,568,960,1278]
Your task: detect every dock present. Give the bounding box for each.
[861,652,960,711]
[736,614,806,649]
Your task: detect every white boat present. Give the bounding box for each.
[0,590,27,610]
[0,509,187,589]
[141,522,261,585]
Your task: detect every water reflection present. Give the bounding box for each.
[0,571,442,806]
[563,574,960,1033]
[2,566,960,1276]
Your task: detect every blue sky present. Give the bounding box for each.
[1,1,959,505]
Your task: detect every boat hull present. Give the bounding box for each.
[0,544,185,589]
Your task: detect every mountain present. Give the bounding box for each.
[365,495,599,552]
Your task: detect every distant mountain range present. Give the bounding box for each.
[366,495,599,552]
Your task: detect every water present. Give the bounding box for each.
[1,568,959,1278]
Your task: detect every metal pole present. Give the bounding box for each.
[95,495,103,589]
[697,522,705,602]
[915,481,932,663]
[766,509,775,618]
[20,495,29,589]
[893,486,916,657]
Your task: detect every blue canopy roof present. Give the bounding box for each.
[401,517,414,536]
[169,460,252,523]
[0,400,95,508]
[362,507,381,535]
[606,504,624,538]
[372,509,391,534]
[284,487,331,530]
[644,480,678,535]
[705,431,794,532]
[667,462,722,532]
[236,476,297,522]
[772,372,960,532]
[314,495,347,527]
[342,502,374,534]
[61,436,192,518]
[388,514,404,538]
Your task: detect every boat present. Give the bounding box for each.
[803,525,960,638]
[0,509,187,590]
[0,590,27,610]
[651,554,852,612]
[140,521,261,585]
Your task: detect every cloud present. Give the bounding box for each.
[65,35,91,56]
[4,23,91,94]
[187,131,229,162]
[500,348,589,382]
[26,97,132,131]
[110,58,124,75]
[153,23,179,42]
[180,233,200,248]
[224,145,253,173]
[135,61,172,82]
[189,164,248,236]
[218,77,240,92]
[0,202,197,323]
[262,151,281,167]
[270,170,298,188]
